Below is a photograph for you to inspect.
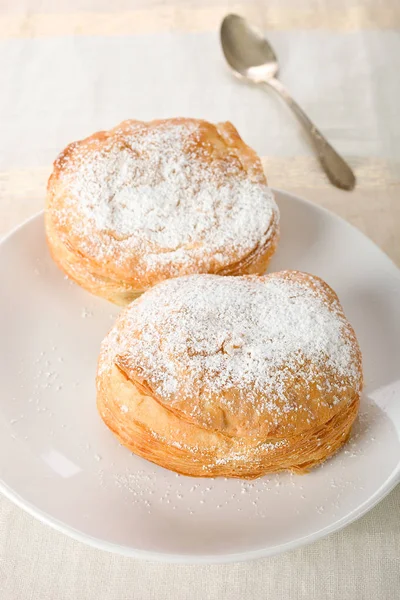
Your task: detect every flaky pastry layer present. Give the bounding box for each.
[97,362,359,478]
[96,271,363,477]
[46,118,279,305]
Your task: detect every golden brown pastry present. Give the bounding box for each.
[46,118,279,305]
[97,271,363,478]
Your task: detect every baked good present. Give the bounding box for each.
[46,118,279,305]
[96,271,363,478]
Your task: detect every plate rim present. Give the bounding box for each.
[0,458,398,564]
[0,190,399,564]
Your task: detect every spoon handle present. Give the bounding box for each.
[264,77,355,191]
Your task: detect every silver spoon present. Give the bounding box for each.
[220,14,355,191]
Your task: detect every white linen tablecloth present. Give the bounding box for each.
[0,1,399,598]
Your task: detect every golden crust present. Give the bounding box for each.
[96,271,363,478]
[97,363,359,479]
[46,118,280,305]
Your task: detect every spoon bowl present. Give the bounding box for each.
[221,14,279,82]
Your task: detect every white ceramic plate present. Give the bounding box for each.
[0,190,399,563]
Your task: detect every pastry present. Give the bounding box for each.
[46,118,279,305]
[96,271,363,478]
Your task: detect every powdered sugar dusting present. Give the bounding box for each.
[53,120,278,277]
[106,273,362,434]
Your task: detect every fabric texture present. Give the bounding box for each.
[0,1,399,598]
